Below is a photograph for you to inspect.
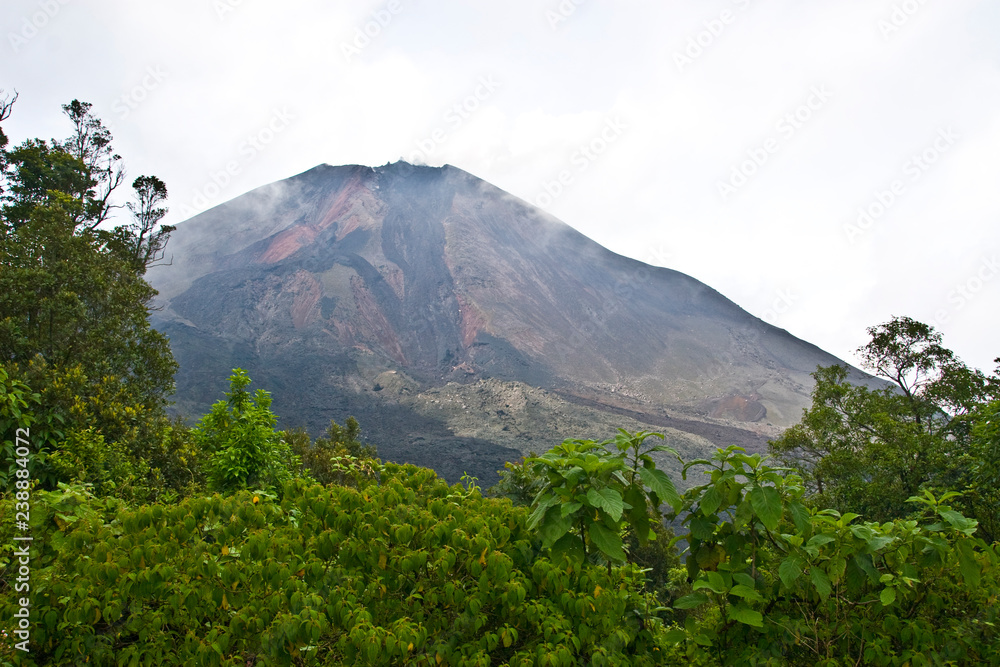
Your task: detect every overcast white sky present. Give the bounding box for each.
[3,0,998,372]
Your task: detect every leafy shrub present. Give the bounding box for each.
[285,416,378,488]
[194,369,300,494]
[669,446,1000,665]
[527,431,682,570]
[0,462,677,665]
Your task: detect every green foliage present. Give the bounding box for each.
[0,96,184,502]
[0,365,38,489]
[195,369,300,494]
[962,398,1000,543]
[527,430,681,570]
[285,416,378,488]
[770,316,998,523]
[0,464,678,665]
[669,446,999,665]
[488,452,544,506]
[0,358,200,502]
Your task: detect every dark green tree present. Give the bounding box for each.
[961,398,1000,543]
[284,416,379,487]
[0,89,16,197]
[770,316,996,523]
[0,96,183,499]
[107,174,174,274]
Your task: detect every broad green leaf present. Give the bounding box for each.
[850,525,874,541]
[527,494,558,529]
[693,571,728,595]
[827,557,847,585]
[588,521,626,563]
[807,534,836,548]
[733,573,756,588]
[560,501,583,518]
[957,539,981,588]
[880,587,896,606]
[727,605,763,627]
[939,509,966,527]
[749,485,782,532]
[940,509,977,534]
[700,486,722,517]
[852,554,878,582]
[674,592,709,609]
[638,466,682,512]
[866,534,896,551]
[663,628,687,644]
[586,487,624,522]
[811,567,832,599]
[537,511,573,549]
[690,515,716,541]
[778,556,802,589]
[729,584,764,603]
[549,532,585,565]
[623,485,648,523]
[788,500,811,535]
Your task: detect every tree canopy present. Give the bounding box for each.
[0,94,181,499]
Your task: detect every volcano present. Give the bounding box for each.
[148,162,869,487]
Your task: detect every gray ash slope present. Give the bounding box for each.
[149,162,870,487]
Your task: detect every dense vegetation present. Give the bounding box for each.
[1,94,998,665]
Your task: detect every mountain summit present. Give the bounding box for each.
[148,162,865,486]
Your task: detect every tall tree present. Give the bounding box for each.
[59,99,126,229]
[769,316,996,523]
[0,89,17,196]
[125,175,173,272]
[0,96,181,497]
[2,99,125,232]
